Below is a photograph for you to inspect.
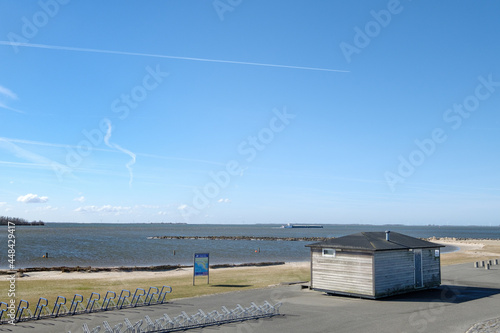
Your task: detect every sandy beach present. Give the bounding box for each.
[433,238,500,266]
[7,238,500,282]
[12,261,309,282]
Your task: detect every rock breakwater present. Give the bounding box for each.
[148,235,330,242]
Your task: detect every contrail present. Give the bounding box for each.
[0,102,24,114]
[103,120,136,187]
[0,136,115,152]
[0,136,226,166]
[0,41,350,73]
[0,86,17,99]
[0,85,24,113]
[0,138,72,175]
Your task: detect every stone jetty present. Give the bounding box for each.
[148,235,330,242]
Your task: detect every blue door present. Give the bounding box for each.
[414,249,423,288]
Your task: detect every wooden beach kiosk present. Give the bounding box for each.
[306,231,443,299]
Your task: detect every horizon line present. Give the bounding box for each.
[30,221,500,227]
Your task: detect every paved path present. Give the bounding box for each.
[2,263,500,333]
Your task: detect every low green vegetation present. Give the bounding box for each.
[1,264,309,308]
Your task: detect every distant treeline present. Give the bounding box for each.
[0,216,45,226]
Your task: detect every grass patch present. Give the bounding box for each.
[0,264,309,308]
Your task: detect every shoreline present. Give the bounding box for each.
[2,238,499,279]
[2,239,499,310]
[4,261,308,282]
[434,238,500,266]
[0,261,289,276]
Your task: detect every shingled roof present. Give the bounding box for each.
[306,231,443,251]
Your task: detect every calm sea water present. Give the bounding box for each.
[1,223,499,269]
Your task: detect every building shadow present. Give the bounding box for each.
[382,284,500,304]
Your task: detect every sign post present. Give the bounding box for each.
[193,253,209,286]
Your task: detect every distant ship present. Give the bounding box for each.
[281,223,323,229]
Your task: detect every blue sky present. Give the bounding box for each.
[0,0,499,225]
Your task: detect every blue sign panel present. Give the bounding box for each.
[194,253,209,276]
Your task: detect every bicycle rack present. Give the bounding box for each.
[85,292,100,313]
[83,300,283,333]
[69,294,84,315]
[1,284,173,325]
[0,302,7,322]
[14,300,30,322]
[158,285,173,304]
[33,297,50,320]
[52,296,67,317]
[103,319,123,332]
[131,288,146,307]
[124,317,143,332]
[144,286,159,305]
[116,289,131,309]
[101,291,116,311]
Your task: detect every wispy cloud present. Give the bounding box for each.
[138,152,226,166]
[74,205,131,214]
[0,138,73,175]
[73,196,85,203]
[0,136,226,167]
[0,85,24,114]
[0,41,350,73]
[36,205,58,211]
[135,204,160,209]
[0,86,17,100]
[17,193,49,203]
[0,103,24,113]
[104,120,136,187]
